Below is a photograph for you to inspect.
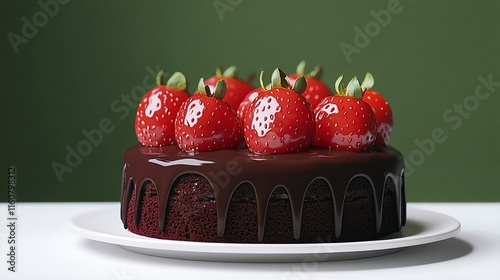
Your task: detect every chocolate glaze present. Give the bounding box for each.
[121,145,406,242]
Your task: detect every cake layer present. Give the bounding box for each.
[121,145,406,243]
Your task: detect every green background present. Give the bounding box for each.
[1,0,499,202]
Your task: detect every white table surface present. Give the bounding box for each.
[0,202,499,280]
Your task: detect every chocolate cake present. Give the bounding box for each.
[122,68,405,243]
[120,145,406,243]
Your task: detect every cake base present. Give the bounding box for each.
[121,145,406,243]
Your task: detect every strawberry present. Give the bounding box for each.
[288,61,332,110]
[204,65,255,111]
[361,73,393,146]
[236,87,266,129]
[135,70,190,147]
[236,72,268,128]
[243,68,315,154]
[313,75,376,151]
[175,79,243,152]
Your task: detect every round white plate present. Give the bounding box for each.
[68,206,460,262]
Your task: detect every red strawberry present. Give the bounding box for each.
[243,68,315,154]
[135,70,190,147]
[236,72,268,128]
[204,65,255,111]
[288,61,332,110]
[175,79,243,152]
[361,73,393,146]
[313,75,376,151]
[236,87,266,129]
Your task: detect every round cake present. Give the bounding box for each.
[121,67,406,243]
[120,145,406,243]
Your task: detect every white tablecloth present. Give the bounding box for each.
[0,202,499,280]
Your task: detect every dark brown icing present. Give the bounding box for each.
[121,145,405,241]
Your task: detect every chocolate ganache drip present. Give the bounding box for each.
[121,145,405,242]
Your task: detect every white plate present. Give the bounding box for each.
[68,206,460,262]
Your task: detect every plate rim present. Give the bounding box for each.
[68,206,461,257]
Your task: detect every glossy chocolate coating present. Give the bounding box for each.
[121,145,406,242]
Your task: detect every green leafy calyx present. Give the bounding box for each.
[361,72,374,91]
[335,75,363,99]
[334,75,344,95]
[213,79,227,99]
[258,71,265,89]
[296,61,306,75]
[166,72,187,91]
[268,68,307,94]
[291,76,307,95]
[296,60,323,80]
[215,65,238,78]
[271,68,289,88]
[156,70,165,86]
[197,78,226,99]
[346,77,363,99]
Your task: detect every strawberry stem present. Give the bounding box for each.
[213,79,227,99]
[271,68,289,88]
[197,78,226,99]
[215,65,238,78]
[296,61,323,80]
[197,78,209,95]
[296,60,306,75]
[166,72,187,91]
[259,71,265,89]
[346,77,363,99]
[335,75,344,95]
[310,66,323,80]
[335,75,363,98]
[223,65,237,77]
[291,76,307,95]
[215,66,223,77]
[156,70,165,86]
[361,72,374,91]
